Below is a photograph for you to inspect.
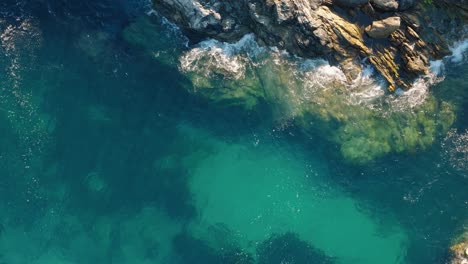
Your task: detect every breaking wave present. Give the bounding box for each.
[179,33,468,114]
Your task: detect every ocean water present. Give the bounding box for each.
[0,1,467,264]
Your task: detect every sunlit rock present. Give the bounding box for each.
[366,17,401,39]
[86,172,107,194]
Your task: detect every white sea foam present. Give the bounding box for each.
[179,34,264,80]
[449,39,468,63]
[385,37,468,109]
[179,33,468,114]
[430,59,445,76]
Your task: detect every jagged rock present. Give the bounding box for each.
[370,0,398,11]
[152,0,249,41]
[390,29,429,75]
[365,16,401,38]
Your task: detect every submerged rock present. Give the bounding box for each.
[257,233,333,264]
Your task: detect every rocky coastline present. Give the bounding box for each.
[152,0,467,92]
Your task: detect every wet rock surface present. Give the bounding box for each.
[153,0,466,92]
[371,0,398,11]
[450,230,468,264]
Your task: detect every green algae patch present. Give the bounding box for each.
[175,35,457,164]
[183,65,264,110]
[325,96,457,164]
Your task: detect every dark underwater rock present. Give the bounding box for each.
[173,231,254,264]
[257,232,333,264]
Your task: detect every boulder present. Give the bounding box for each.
[365,17,401,39]
[370,0,398,11]
[334,0,369,7]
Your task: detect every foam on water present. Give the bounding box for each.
[176,34,396,113]
[369,36,468,110]
[180,34,264,80]
[179,33,468,115]
[449,39,468,63]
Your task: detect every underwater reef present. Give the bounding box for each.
[124,18,463,164]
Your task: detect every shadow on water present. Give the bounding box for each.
[173,230,255,264]
[256,232,334,264]
[31,7,270,222]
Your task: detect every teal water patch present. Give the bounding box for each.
[184,125,407,264]
[0,2,467,264]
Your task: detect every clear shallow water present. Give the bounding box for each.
[0,1,467,264]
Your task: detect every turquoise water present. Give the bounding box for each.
[0,1,467,263]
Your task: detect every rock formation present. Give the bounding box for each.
[371,0,399,11]
[153,0,466,92]
[365,17,400,38]
[450,230,468,264]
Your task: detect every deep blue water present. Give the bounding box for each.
[0,1,467,263]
